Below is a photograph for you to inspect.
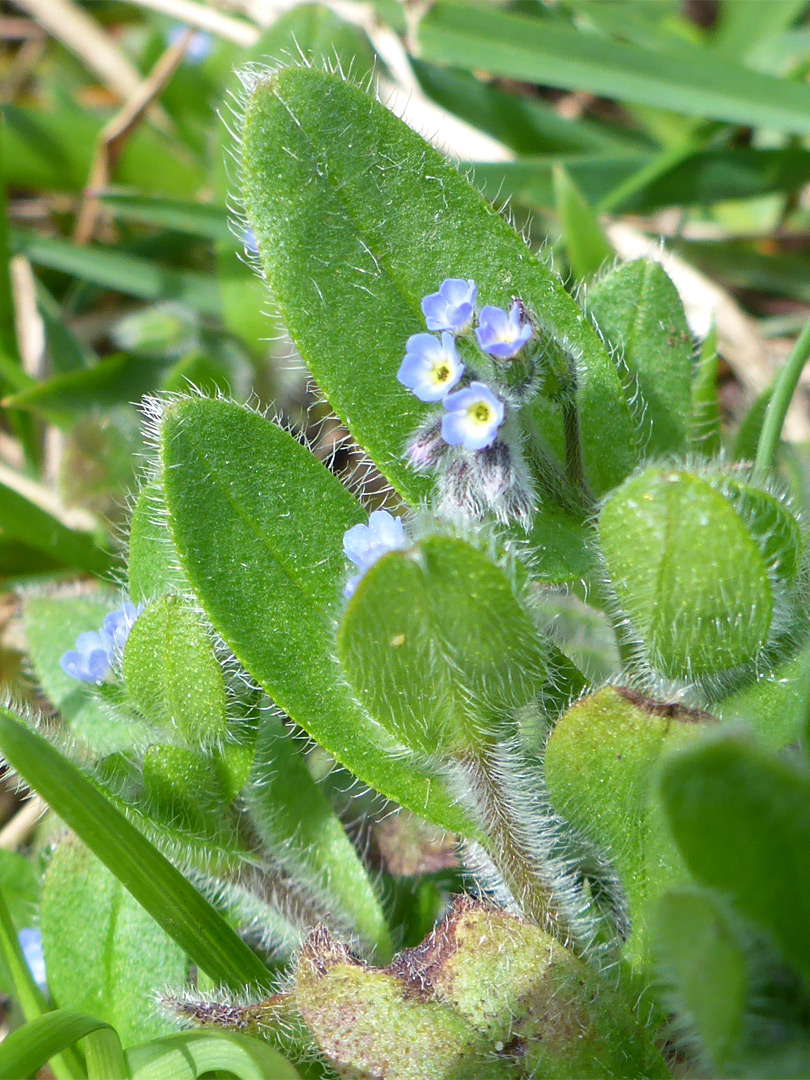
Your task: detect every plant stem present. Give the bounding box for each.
[754,317,810,481]
[467,750,576,947]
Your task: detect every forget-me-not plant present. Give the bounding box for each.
[342,510,407,597]
[476,302,534,360]
[59,600,143,684]
[397,332,464,402]
[441,382,505,451]
[421,278,477,333]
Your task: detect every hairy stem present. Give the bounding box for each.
[755,317,810,480]
[466,750,576,947]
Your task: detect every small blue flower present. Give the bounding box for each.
[167,25,213,64]
[60,601,143,684]
[398,332,464,402]
[441,381,505,451]
[475,302,533,360]
[421,278,477,334]
[19,928,46,990]
[343,510,406,597]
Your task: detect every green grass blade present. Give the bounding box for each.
[0,1009,112,1080]
[0,882,84,1080]
[10,231,221,317]
[0,706,272,992]
[3,356,161,425]
[474,146,810,215]
[85,1027,128,1080]
[0,480,112,576]
[552,165,612,280]
[126,1030,299,1080]
[419,2,810,137]
[411,58,641,155]
[98,193,231,242]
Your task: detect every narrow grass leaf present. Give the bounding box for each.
[0,705,272,991]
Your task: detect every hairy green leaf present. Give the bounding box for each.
[160,396,472,833]
[338,534,585,755]
[599,469,773,678]
[123,596,227,745]
[42,836,186,1046]
[241,66,637,503]
[246,714,392,959]
[587,260,693,456]
[653,890,747,1070]
[544,687,707,968]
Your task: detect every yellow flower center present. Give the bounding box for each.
[433,362,451,384]
[471,402,492,425]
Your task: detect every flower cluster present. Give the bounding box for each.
[397,279,533,455]
[60,600,143,684]
[397,279,538,528]
[343,510,406,598]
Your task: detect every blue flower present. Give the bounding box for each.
[103,601,143,649]
[398,332,464,402]
[441,382,505,451]
[421,278,477,333]
[19,928,46,990]
[343,511,406,597]
[167,25,213,64]
[60,600,143,684]
[475,302,533,359]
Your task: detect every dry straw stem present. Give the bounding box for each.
[13,0,148,101]
[9,256,44,377]
[74,29,195,245]
[0,796,46,851]
[129,0,258,46]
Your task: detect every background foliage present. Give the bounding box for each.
[3,0,810,1077]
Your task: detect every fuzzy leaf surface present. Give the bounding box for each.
[123,595,227,745]
[241,66,637,508]
[586,260,693,457]
[599,469,772,678]
[41,837,186,1046]
[128,480,188,603]
[338,534,585,755]
[544,687,707,968]
[661,737,810,986]
[160,396,472,833]
[246,713,391,960]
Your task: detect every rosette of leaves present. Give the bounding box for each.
[5,14,810,1080]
